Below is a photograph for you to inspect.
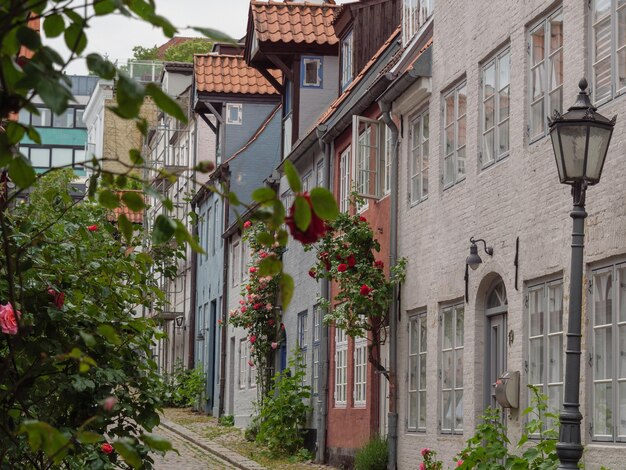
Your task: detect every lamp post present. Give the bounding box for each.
[548,78,616,469]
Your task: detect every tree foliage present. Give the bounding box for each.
[132,38,213,63]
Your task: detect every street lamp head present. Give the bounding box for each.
[466,237,493,270]
[548,78,616,186]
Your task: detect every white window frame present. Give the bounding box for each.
[402,0,434,45]
[248,343,257,389]
[226,103,243,125]
[591,0,626,104]
[408,312,427,432]
[410,109,429,205]
[316,160,325,188]
[240,240,249,283]
[239,338,247,389]
[527,279,564,430]
[528,9,563,142]
[480,48,511,168]
[382,120,393,196]
[335,328,348,407]
[442,82,467,188]
[441,303,464,434]
[341,30,354,91]
[302,171,313,193]
[351,115,383,201]
[231,241,241,287]
[302,56,323,88]
[591,262,626,442]
[298,311,309,387]
[354,335,368,407]
[312,305,321,395]
[339,148,351,213]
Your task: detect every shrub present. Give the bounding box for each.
[354,435,388,470]
[255,349,311,455]
[218,415,234,427]
[156,361,205,408]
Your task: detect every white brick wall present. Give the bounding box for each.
[394,1,626,468]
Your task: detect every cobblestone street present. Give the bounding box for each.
[152,426,236,469]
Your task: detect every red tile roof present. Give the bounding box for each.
[249,1,339,47]
[108,191,144,224]
[194,54,281,95]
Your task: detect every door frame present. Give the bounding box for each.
[483,280,508,410]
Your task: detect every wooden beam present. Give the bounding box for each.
[258,68,283,94]
[197,112,217,133]
[200,100,224,124]
[267,54,293,81]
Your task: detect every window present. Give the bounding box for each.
[352,115,383,200]
[53,108,75,128]
[443,82,467,187]
[354,335,367,406]
[281,189,294,212]
[591,0,626,103]
[441,303,464,433]
[75,108,86,128]
[341,31,354,90]
[31,107,51,127]
[301,56,322,88]
[529,10,563,141]
[298,312,309,386]
[410,110,429,204]
[51,148,73,167]
[382,123,393,196]
[481,48,510,167]
[226,103,242,125]
[402,0,433,45]
[74,149,86,165]
[283,80,293,158]
[302,171,313,193]
[527,279,564,428]
[30,148,51,168]
[239,338,248,389]
[316,160,325,188]
[206,207,212,261]
[339,148,351,212]
[18,109,30,125]
[248,347,257,388]
[408,312,427,431]
[312,305,322,395]
[335,328,348,406]
[241,241,249,283]
[231,241,241,287]
[591,262,626,442]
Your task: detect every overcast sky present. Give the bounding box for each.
[48,0,348,75]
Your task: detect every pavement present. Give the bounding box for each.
[155,418,267,470]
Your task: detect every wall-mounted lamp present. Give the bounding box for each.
[175,315,185,328]
[466,237,494,270]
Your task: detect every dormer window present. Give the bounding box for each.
[341,30,354,91]
[403,0,434,45]
[301,56,323,88]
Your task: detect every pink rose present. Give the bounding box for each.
[419,464,425,470]
[87,225,98,232]
[239,299,245,305]
[248,360,254,367]
[241,306,247,313]
[271,342,278,350]
[0,303,21,335]
[103,396,118,412]
[48,289,65,308]
[217,319,223,325]
[249,335,256,344]
[421,448,430,457]
[243,220,252,229]
[259,251,267,259]
[101,443,113,454]
[457,461,463,467]
[249,266,257,274]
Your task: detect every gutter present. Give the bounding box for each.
[377,43,431,470]
[188,117,199,370]
[218,167,231,417]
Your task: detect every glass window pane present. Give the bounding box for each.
[74,149,86,164]
[442,351,452,388]
[594,382,613,436]
[51,148,74,167]
[53,108,74,128]
[483,130,494,165]
[456,147,466,179]
[531,26,545,66]
[549,283,563,333]
[457,85,466,116]
[422,112,429,140]
[410,355,417,389]
[549,88,563,117]
[498,121,509,156]
[529,338,544,385]
[620,7,626,48]
[410,320,418,354]
[418,391,426,428]
[408,391,417,428]
[484,96,495,130]
[548,335,563,383]
[444,155,453,186]
[32,108,51,127]
[419,355,427,386]
[594,327,613,380]
[620,267,626,323]
[594,271,613,325]
[550,14,563,52]
[532,64,545,100]
[499,52,510,88]
[530,101,545,139]
[445,125,454,156]
[455,389,463,431]
[550,50,563,91]
[620,382,626,437]
[455,352,464,387]
[442,391,452,430]
[75,109,86,128]
[595,0,611,21]
[548,384,562,427]
[420,317,427,352]
[445,95,454,126]
[620,325,626,378]
[499,86,510,119]
[456,308,464,346]
[30,148,50,167]
[618,47,626,91]
[18,109,30,125]
[484,62,496,97]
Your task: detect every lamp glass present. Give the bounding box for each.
[551,129,565,182]
[586,125,612,181]
[466,253,482,270]
[558,125,588,180]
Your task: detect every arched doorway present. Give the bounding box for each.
[485,280,508,409]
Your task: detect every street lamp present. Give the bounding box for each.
[548,78,616,469]
[466,237,494,270]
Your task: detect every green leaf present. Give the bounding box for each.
[259,256,282,276]
[86,53,116,80]
[251,187,276,204]
[227,192,240,207]
[310,187,339,221]
[293,195,311,232]
[98,324,121,345]
[129,149,144,165]
[17,26,41,50]
[256,231,274,246]
[280,274,295,309]
[152,215,176,244]
[64,23,87,55]
[113,439,142,469]
[122,192,145,212]
[94,0,117,15]
[26,126,41,144]
[192,27,235,43]
[5,121,25,144]
[77,431,103,445]
[142,433,173,452]
[116,73,145,119]
[9,155,36,189]
[43,14,65,38]
[118,214,134,244]
[146,83,187,123]
[283,160,302,193]
[19,421,71,464]
[79,331,96,348]
[98,189,120,209]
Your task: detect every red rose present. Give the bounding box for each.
[87,225,98,232]
[360,284,372,296]
[308,269,316,278]
[347,254,356,267]
[337,263,348,273]
[268,318,275,326]
[249,335,257,344]
[374,260,384,269]
[249,267,257,274]
[48,289,65,308]
[101,443,113,454]
[285,193,327,244]
[325,261,331,271]
[253,303,262,310]
[359,216,367,222]
[280,323,285,331]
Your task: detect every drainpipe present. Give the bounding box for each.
[188,118,199,370]
[218,169,231,417]
[315,124,330,464]
[380,101,399,470]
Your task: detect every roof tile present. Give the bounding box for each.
[194,54,281,95]
[250,1,339,46]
